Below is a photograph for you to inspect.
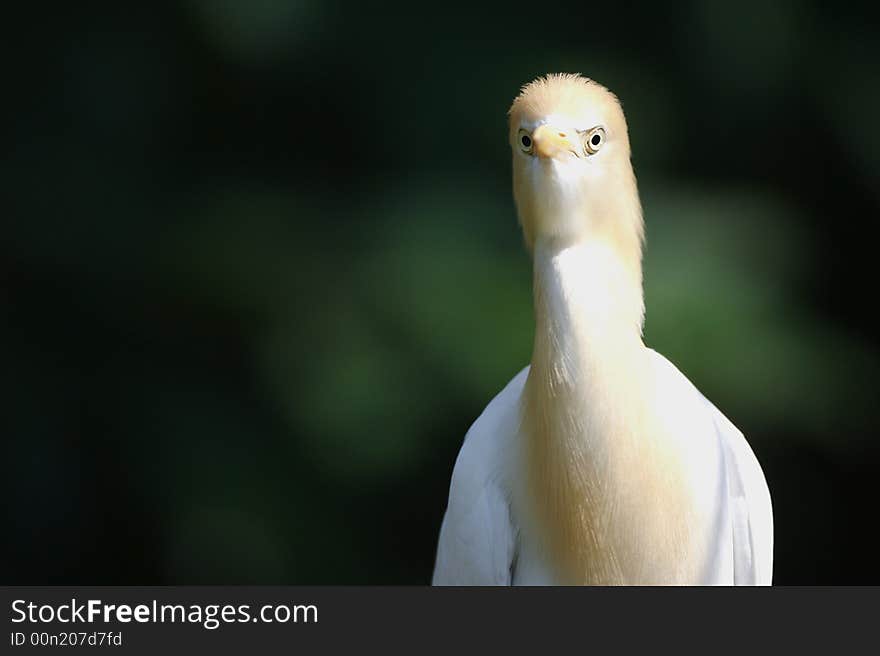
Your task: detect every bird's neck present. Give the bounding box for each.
[522,236,652,583]
[529,237,645,382]
[526,236,647,468]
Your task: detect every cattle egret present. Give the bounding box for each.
[432,74,773,585]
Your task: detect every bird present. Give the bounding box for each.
[432,73,773,585]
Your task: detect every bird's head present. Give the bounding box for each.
[509,74,643,265]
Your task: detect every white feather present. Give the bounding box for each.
[432,352,773,585]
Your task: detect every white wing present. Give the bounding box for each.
[706,398,774,584]
[648,348,774,585]
[432,368,528,585]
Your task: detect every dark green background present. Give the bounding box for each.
[3,1,878,583]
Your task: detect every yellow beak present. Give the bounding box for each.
[532,124,577,159]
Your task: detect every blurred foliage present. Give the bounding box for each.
[3,0,879,583]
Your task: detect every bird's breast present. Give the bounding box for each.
[517,353,715,585]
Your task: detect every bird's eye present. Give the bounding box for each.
[518,129,533,154]
[584,127,605,155]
